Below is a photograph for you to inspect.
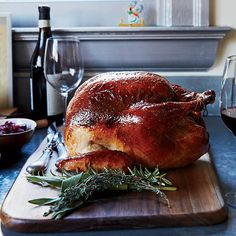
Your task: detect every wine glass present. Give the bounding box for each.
[220,55,236,208]
[44,36,84,124]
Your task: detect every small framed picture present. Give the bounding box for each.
[0,13,13,109]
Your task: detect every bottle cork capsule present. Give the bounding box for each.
[36,119,49,129]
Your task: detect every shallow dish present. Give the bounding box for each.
[0,118,37,149]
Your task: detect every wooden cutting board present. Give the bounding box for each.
[0,138,228,233]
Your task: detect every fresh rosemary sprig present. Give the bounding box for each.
[27,166,176,220]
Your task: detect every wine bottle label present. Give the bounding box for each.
[38,20,50,28]
[46,82,64,116]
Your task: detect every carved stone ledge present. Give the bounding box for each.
[13,26,230,71]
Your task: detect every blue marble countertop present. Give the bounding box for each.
[1,116,236,236]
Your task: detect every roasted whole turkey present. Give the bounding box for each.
[58,72,215,172]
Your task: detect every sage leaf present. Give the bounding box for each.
[29,198,59,206]
[51,200,84,220]
[61,173,83,193]
[26,176,63,188]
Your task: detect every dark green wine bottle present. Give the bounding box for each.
[30,5,63,125]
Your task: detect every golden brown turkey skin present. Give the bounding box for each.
[61,72,215,172]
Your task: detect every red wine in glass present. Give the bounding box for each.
[220,55,236,208]
[221,107,236,136]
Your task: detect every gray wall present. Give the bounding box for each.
[0,0,209,27]
[0,0,159,27]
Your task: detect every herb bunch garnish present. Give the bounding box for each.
[27,166,176,220]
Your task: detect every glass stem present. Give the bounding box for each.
[62,93,68,125]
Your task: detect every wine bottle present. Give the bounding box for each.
[30,5,63,125]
